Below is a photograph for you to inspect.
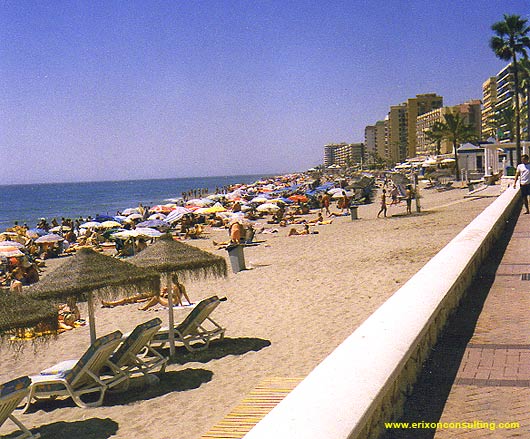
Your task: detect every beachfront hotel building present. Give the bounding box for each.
[482,63,529,143]
[323,143,365,168]
[372,93,443,163]
[387,104,408,163]
[364,120,389,164]
[406,93,444,158]
[416,100,482,156]
[481,76,498,139]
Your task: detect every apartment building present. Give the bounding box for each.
[481,76,497,139]
[416,100,482,156]
[387,104,408,163]
[323,143,365,168]
[406,93,444,158]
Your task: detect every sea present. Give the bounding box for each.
[0,174,274,232]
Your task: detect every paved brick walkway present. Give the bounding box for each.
[389,209,530,439]
[433,210,530,438]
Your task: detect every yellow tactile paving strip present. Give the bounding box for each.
[201,377,302,439]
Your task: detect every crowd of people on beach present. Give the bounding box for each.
[0,171,395,338]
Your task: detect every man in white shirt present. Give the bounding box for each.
[514,154,530,214]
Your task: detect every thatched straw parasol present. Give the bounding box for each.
[27,247,160,343]
[0,293,58,345]
[130,234,227,357]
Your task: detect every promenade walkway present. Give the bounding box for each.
[391,208,530,438]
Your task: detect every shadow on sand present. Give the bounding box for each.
[3,418,118,439]
[164,337,272,365]
[383,211,518,439]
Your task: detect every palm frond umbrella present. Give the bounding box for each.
[129,233,227,357]
[0,294,58,345]
[27,247,160,343]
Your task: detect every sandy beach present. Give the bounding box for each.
[0,185,500,439]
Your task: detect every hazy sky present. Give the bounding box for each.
[1,1,528,185]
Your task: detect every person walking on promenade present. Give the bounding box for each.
[514,154,530,214]
[377,189,388,218]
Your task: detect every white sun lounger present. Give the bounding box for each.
[23,330,127,412]
[150,296,226,352]
[0,376,40,438]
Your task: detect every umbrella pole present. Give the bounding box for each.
[87,293,97,344]
[166,273,176,358]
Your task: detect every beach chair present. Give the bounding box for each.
[23,330,128,412]
[150,296,226,352]
[0,376,40,439]
[109,318,167,378]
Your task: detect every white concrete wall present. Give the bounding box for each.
[244,187,521,439]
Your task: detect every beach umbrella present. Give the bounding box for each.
[35,234,64,244]
[0,294,58,345]
[0,241,25,248]
[26,228,48,238]
[129,234,227,357]
[0,246,24,258]
[79,221,101,229]
[134,228,163,238]
[250,196,269,204]
[136,219,171,230]
[147,213,167,221]
[27,247,160,343]
[150,204,176,214]
[99,220,123,229]
[49,225,72,233]
[288,194,308,203]
[122,208,140,216]
[256,203,280,213]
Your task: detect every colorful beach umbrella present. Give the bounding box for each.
[0,246,24,258]
[35,234,64,243]
[99,220,123,229]
[0,241,25,248]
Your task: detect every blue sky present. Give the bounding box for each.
[1,0,528,184]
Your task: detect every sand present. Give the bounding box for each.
[0,185,500,439]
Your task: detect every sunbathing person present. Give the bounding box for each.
[101,292,155,307]
[139,280,191,310]
[288,224,318,236]
[58,297,82,332]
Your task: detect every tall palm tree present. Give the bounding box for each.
[519,57,530,141]
[425,121,445,155]
[439,112,477,181]
[490,14,530,164]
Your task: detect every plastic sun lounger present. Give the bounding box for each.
[110,318,168,377]
[150,296,226,352]
[23,330,128,412]
[0,376,40,439]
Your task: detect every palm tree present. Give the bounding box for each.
[519,57,530,141]
[424,121,445,155]
[439,112,477,181]
[490,14,530,164]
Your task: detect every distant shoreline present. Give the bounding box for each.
[0,173,281,232]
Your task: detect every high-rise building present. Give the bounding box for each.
[416,100,481,156]
[406,93,444,158]
[364,125,376,164]
[482,76,497,139]
[482,63,528,142]
[323,143,365,168]
[375,120,388,160]
[387,104,408,163]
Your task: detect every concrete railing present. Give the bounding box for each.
[244,187,521,439]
